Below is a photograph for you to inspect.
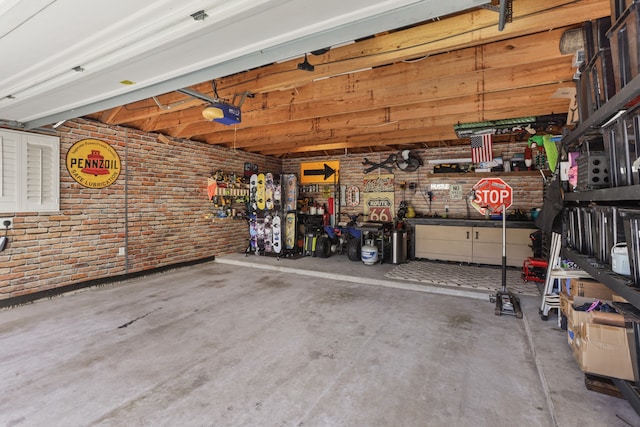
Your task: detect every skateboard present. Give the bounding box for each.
[285,211,296,250]
[265,173,274,210]
[272,214,282,254]
[273,176,282,211]
[249,174,258,212]
[256,218,265,254]
[264,224,273,252]
[249,214,258,250]
[264,214,273,252]
[256,173,266,211]
[284,174,297,212]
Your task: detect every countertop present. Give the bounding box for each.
[405,217,537,229]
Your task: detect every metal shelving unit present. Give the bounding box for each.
[563,73,640,148]
[561,68,640,413]
[560,40,640,414]
[562,248,640,306]
[564,185,640,202]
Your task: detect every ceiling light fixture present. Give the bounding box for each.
[297,53,315,72]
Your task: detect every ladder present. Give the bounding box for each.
[539,232,591,324]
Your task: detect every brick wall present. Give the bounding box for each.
[1,118,544,302]
[283,142,545,221]
[0,119,280,301]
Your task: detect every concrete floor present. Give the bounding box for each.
[0,255,639,427]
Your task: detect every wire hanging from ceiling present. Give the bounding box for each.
[232,124,237,152]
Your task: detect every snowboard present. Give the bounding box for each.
[284,174,297,212]
[256,173,266,211]
[249,214,258,250]
[256,218,265,254]
[273,177,282,211]
[272,214,282,254]
[249,173,258,212]
[264,214,273,252]
[265,172,274,210]
[285,211,296,251]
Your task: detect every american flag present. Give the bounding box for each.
[470,134,493,163]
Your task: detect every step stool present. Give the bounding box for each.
[539,232,591,324]
[522,257,548,283]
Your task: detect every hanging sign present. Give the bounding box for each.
[450,184,463,200]
[471,178,513,215]
[300,161,339,184]
[66,139,121,189]
[362,174,394,222]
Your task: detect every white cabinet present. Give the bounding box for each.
[414,224,535,267]
[415,225,472,263]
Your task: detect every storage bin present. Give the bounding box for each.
[575,68,595,123]
[608,3,640,92]
[575,48,616,122]
[566,207,583,252]
[611,0,638,24]
[590,48,617,108]
[593,206,626,265]
[604,107,640,187]
[612,242,632,275]
[583,17,613,65]
[576,152,610,189]
[581,206,595,256]
[620,208,640,286]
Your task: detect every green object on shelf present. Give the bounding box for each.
[528,134,558,172]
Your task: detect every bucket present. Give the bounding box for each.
[611,242,631,276]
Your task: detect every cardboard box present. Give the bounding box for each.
[568,296,625,328]
[560,292,571,317]
[567,296,625,347]
[613,293,629,303]
[567,278,616,300]
[573,322,635,381]
[567,297,590,347]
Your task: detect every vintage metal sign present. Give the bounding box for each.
[66,139,121,188]
[300,161,339,184]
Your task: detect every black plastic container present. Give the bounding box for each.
[603,107,640,187]
[593,206,626,265]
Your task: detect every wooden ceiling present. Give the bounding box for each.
[85,0,610,158]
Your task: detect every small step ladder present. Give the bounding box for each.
[539,232,591,324]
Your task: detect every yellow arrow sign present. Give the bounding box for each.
[300,161,340,184]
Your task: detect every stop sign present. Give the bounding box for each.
[471,178,513,215]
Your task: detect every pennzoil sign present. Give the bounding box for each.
[66,139,121,188]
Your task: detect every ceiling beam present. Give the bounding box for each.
[96,0,607,128]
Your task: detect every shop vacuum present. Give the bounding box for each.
[490,207,523,318]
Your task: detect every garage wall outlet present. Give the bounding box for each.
[118,247,126,256]
[0,218,12,229]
